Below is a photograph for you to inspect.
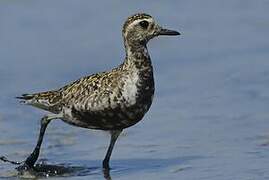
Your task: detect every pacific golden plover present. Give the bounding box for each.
[14,13,180,170]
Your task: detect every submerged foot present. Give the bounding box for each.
[0,156,22,165]
[16,162,33,172]
[103,168,112,180]
[0,155,33,173]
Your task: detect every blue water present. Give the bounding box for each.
[1,0,269,179]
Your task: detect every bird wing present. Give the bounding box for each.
[17,67,124,114]
[60,70,123,112]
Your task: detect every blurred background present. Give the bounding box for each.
[0,0,269,179]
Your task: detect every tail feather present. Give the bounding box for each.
[16,94,35,100]
[16,91,62,113]
[16,93,36,105]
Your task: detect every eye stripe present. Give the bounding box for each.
[148,23,154,30]
[123,14,153,34]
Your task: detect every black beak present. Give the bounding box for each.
[158,28,181,36]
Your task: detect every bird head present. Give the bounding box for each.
[122,13,180,46]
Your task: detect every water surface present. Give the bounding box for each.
[0,0,269,179]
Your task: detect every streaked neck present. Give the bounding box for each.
[124,40,151,67]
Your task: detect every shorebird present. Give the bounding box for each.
[15,13,180,170]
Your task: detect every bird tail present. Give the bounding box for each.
[16,91,61,113]
[16,94,35,104]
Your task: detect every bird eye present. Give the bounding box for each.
[139,20,149,29]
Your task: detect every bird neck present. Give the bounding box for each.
[123,40,152,68]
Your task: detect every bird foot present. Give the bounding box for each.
[16,162,32,172]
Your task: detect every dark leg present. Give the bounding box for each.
[103,168,112,180]
[17,115,57,170]
[102,130,122,169]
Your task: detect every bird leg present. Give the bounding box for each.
[17,114,59,171]
[102,130,122,169]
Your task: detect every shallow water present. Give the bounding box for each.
[1,0,269,179]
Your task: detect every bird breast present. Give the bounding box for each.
[121,69,140,106]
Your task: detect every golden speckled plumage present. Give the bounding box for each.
[13,13,180,170]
